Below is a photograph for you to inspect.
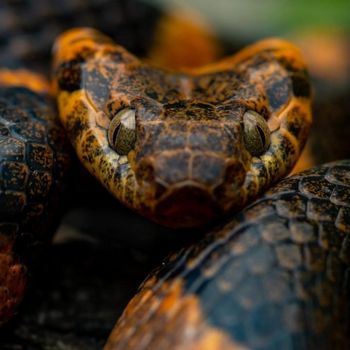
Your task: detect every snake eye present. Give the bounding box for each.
[108,108,136,155]
[243,110,271,156]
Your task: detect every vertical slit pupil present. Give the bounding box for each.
[257,126,266,147]
[112,124,121,146]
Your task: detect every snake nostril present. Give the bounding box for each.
[136,160,155,185]
[136,160,168,198]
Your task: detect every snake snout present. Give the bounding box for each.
[135,150,247,227]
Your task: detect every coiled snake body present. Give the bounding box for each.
[0,72,70,323]
[0,3,349,350]
[105,160,350,350]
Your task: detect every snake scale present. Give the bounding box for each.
[105,160,350,350]
[0,1,349,349]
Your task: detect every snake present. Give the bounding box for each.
[0,2,349,350]
[52,28,311,228]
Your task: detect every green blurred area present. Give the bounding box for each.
[146,0,350,41]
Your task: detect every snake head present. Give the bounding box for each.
[53,28,312,228]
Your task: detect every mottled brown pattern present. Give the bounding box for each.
[105,160,350,350]
[105,279,247,350]
[53,28,312,227]
[0,70,70,324]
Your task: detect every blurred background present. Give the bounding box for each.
[0,0,349,349]
[150,0,350,38]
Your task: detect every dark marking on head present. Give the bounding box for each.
[277,57,301,74]
[165,101,188,111]
[146,90,159,100]
[265,76,291,111]
[291,73,311,98]
[55,48,95,92]
[66,115,87,145]
[85,67,111,109]
[55,59,82,92]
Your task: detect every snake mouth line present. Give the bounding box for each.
[154,180,217,200]
[153,181,223,227]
